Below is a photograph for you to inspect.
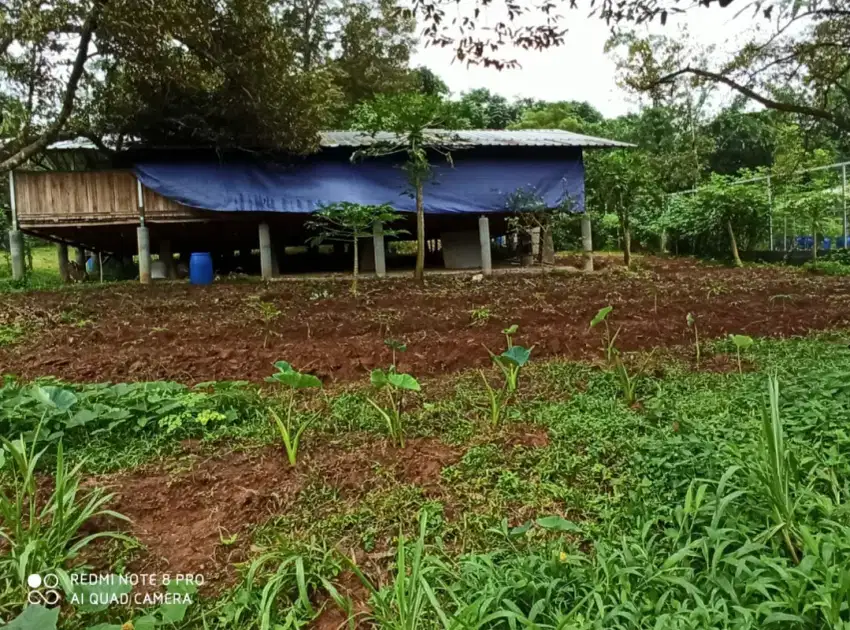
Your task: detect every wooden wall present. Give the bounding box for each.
[14,170,204,227]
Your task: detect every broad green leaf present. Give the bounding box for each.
[5,605,59,630]
[730,334,753,349]
[387,372,420,391]
[66,409,97,429]
[133,615,157,630]
[686,312,695,327]
[273,361,294,373]
[32,385,77,410]
[502,324,519,336]
[272,371,322,389]
[85,625,123,630]
[370,368,389,389]
[590,306,613,328]
[536,515,582,533]
[510,521,533,537]
[158,581,197,623]
[500,345,531,367]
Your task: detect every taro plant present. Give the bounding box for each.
[590,306,651,405]
[0,428,131,605]
[384,338,408,369]
[368,366,420,447]
[265,361,322,466]
[590,306,620,365]
[686,312,700,367]
[730,334,754,374]
[480,324,533,425]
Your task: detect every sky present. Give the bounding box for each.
[410,2,759,118]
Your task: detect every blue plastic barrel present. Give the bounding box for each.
[189,252,214,285]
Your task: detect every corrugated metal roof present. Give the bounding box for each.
[320,129,633,149]
[46,129,633,153]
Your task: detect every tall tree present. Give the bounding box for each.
[351,93,454,282]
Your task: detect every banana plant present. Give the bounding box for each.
[368,366,420,447]
[265,361,322,466]
[481,325,533,426]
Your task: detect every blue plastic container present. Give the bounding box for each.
[189,252,214,285]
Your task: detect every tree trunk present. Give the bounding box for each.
[620,212,631,268]
[541,226,555,265]
[727,220,743,267]
[352,236,359,296]
[414,180,425,283]
[0,2,100,173]
[812,218,817,261]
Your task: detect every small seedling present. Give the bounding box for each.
[485,325,533,394]
[469,306,491,326]
[383,338,407,369]
[590,306,620,365]
[590,305,649,405]
[266,361,322,466]
[687,312,700,367]
[730,334,754,374]
[481,324,533,425]
[368,366,420,447]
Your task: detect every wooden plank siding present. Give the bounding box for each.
[14,170,204,227]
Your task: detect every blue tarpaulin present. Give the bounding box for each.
[133,157,585,214]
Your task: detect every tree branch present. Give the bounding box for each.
[0,1,101,173]
[652,66,850,131]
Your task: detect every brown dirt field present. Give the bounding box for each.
[3,256,850,385]
[87,437,462,587]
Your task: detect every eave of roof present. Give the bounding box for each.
[45,129,634,153]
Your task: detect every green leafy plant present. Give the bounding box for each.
[485,325,533,394]
[384,338,408,369]
[590,306,620,365]
[306,202,404,295]
[754,376,801,563]
[265,361,322,466]
[590,306,651,405]
[342,512,450,630]
[0,428,131,607]
[368,366,420,447]
[686,312,700,367]
[480,325,533,425]
[730,334,754,373]
[469,306,491,326]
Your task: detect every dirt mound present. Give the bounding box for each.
[3,257,850,384]
[90,437,461,584]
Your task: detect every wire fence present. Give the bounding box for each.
[669,161,849,252]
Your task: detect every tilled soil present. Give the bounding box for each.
[3,256,849,385]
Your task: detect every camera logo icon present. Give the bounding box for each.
[27,574,62,606]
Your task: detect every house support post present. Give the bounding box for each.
[372,220,386,277]
[9,230,25,281]
[478,215,492,275]
[74,247,86,269]
[259,222,273,281]
[57,243,70,282]
[581,213,594,272]
[137,226,151,284]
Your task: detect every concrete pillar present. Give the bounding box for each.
[259,222,273,280]
[580,213,594,272]
[531,226,541,258]
[9,230,25,281]
[89,251,101,281]
[137,226,151,284]
[372,221,387,277]
[478,215,492,275]
[74,247,86,268]
[159,240,176,279]
[57,243,70,283]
